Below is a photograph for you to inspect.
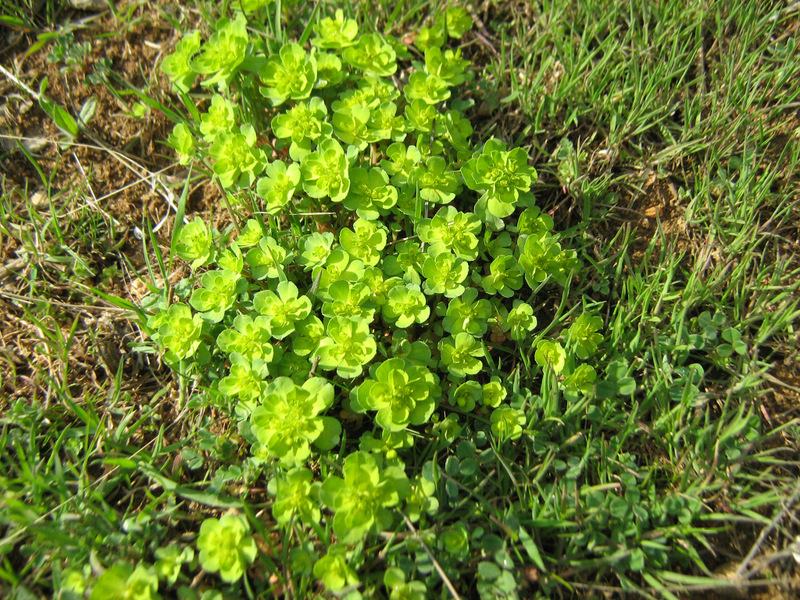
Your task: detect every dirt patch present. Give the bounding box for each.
[0,3,193,418]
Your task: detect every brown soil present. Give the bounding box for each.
[0,2,196,423]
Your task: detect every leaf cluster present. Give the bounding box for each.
[139,6,609,597]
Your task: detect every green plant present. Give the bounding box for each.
[319,451,410,544]
[1,1,796,598]
[140,6,594,595]
[195,512,257,583]
[89,562,160,600]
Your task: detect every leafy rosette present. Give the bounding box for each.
[342,166,398,220]
[252,281,312,339]
[208,124,266,188]
[271,97,332,160]
[316,316,377,378]
[566,313,604,359]
[89,562,160,600]
[190,14,249,89]
[342,33,397,77]
[461,138,538,228]
[217,353,270,409]
[300,137,351,202]
[195,512,257,583]
[269,467,322,526]
[199,94,236,143]
[189,269,244,322]
[352,358,440,431]
[161,30,200,93]
[216,314,274,361]
[250,377,341,466]
[152,303,204,363]
[321,280,376,321]
[417,205,481,261]
[258,42,317,105]
[311,9,359,49]
[319,451,410,544]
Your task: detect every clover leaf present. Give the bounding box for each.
[316,316,377,378]
[250,377,340,466]
[352,358,438,431]
[196,512,257,583]
[319,450,410,544]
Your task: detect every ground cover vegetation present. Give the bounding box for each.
[1,0,799,598]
